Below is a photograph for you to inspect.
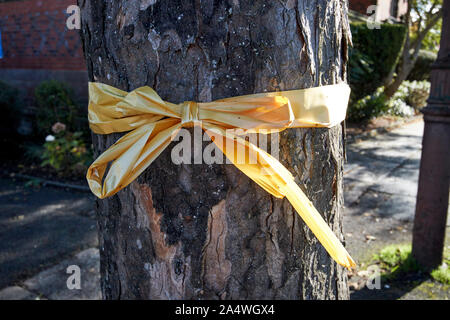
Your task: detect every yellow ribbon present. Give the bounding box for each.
[87,82,356,269]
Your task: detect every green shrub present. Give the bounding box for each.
[347,80,430,122]
[0,81,24,159]
[347,87,389,122]
[34,80,78,136]
[407,49,437,81]
[387,82,414,117]
[348,49,374,84]
[388,80,430,116]
[23,142,44,162]
[0,80,21,132]
[404,80,430,109]
[349,22,407,102]
[41,131,92,174]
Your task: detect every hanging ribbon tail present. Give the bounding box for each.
[86,119,182,199]
[283,182,356,269]
[203,124,356,269]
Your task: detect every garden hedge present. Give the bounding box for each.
[407,49,437,81]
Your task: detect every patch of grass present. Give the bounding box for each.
[431,246,449,285]
[431,265,450,285]
[373,244,410,267]
[372,244,420,280]
[371,244,450,285]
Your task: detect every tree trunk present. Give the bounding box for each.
[384,63,411,99]
[384,38,417,99]
[79,0,351,300]
[384,1,443,99]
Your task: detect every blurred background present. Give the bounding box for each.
[0,0,448,299]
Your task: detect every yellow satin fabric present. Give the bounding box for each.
[87,82,356,269]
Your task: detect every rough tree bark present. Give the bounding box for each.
[79,0,351,299]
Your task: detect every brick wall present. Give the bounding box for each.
[0,0,87,106]
[349,0,408,21]
[349,0,377,15]
[376,0,408,22]
[0,0,85,70]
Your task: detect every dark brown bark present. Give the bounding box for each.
[79,0,351,299]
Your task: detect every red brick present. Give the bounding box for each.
[0,0,85,71]
[349,0,377,14]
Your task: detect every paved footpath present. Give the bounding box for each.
[0,179,100,299]
[0,118,448,299]
[343,120,425,260]
[344,119,446,262]
[343,119,449,299]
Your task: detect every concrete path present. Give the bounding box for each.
[344,120,424,215]
[0,179,99,299]
[343,119,449,300]
[343,120,427,262]
[0,118,447,300]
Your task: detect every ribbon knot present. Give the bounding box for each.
[86,82,355,269]
[180,101,200,127]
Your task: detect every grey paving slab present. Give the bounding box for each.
[344,177,373,206]
[401,157,421,169]
[344,121,425,222]
[347,121,424,165]
[343,204,414,263]
[391,121,425,137]
[0,178,98,289]
[344,152,399,182]
[0,286,39,300]
[371,166,419,197]
[357,190,417,221]
[24,248,100,300]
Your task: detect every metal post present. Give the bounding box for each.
[411,0,450,270]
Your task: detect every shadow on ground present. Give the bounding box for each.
[351,272,449,300]
[0,177,98,289]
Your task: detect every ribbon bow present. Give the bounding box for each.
[87,82,356,269]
